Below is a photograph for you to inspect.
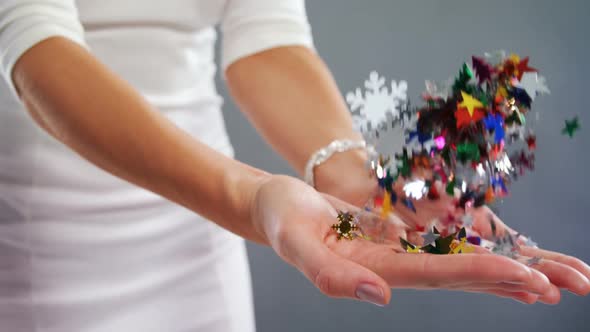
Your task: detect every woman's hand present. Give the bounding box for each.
[250,175,555,305]
[321,163,590,304]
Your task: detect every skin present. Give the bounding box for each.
[12,37,590,307]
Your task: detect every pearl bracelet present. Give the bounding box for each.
[304,139,376,188]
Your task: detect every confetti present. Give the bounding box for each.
[526,256,542,266]
[345,53,550,217]
[332,211,361,240]
[421,227,441,246]
[562,116,580,138]
[339,52,564,261]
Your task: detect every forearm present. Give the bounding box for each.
[226,46,372,204]
[13,37,270,244]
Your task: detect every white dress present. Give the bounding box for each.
[0,1,314,331]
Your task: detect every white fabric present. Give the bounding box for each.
[0,1,314,331]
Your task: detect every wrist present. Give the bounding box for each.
[245,173,275,245]
[225,164,273,245]
[313,148,377,207]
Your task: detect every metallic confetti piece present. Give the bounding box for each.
[344,53,558,261]
[526,256,542,266]
[421,228,441,247]
[332,211,360,240]
[517,72,550,101]
[402,198,417,213]
[562,116,580,138]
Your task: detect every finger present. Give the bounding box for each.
[516,255,590,296]
[333,236,552,295]
[447,281,544,294]
[519,246,590,283]
[463,289,539,304]
[537,284,561,305]
[376,252,551,295]
[452,241,582,299]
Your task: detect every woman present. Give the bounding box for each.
[0,0,588,331]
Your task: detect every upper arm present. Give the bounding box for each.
[220,0,315,73]
[0,0,86,100]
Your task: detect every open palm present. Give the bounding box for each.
[251,175,556,305]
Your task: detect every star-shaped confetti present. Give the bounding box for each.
[562,116,580,137]
[402,198,417,213]
[458,91,485,116]
[421,228,441,246]
[400,227,461,255]
[450,228,475,254]
[400,237,421,253]
[526,256,542,266]
[472,56,495,84]
[515,57,537,80]
[517,72,550,101]
[421,227,457,255]
[525,134,536,150]
[456,107,485,128]
[345,53,562,264]
[483,113,505,143]
[456,143,481,163]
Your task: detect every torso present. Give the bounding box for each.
[0,1,255,331]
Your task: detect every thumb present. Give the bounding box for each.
[291,235,391,306]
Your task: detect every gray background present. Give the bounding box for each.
[216,0,590,331]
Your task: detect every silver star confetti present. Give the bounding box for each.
[517,72,550,101]
[421,228,440,247]
[526,256,542,266]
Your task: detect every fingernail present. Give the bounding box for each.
[355,283,386,306]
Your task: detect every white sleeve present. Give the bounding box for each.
[220,0,315,71]
[0,0,86,100]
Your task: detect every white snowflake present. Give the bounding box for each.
[346,71,408,132]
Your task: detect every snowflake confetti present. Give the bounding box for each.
[346,71,408,133]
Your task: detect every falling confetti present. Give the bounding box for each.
[562,116,580,138]
[335,52,569,264]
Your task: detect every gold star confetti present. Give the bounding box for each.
[332,211,360,240]
[458,91,484,116]
[450,228,475,254]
